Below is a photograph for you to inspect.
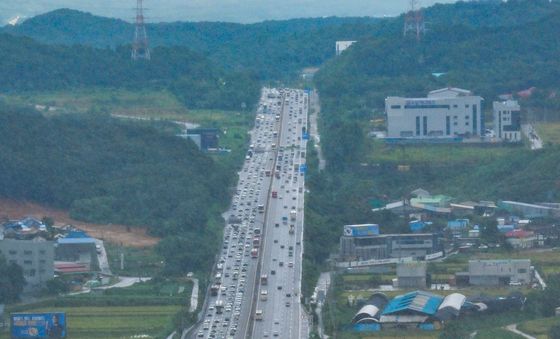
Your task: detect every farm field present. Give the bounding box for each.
[535,122,560,145]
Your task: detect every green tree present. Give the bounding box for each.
[0,254,25,303]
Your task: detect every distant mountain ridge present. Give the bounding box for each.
[3,1,560,79]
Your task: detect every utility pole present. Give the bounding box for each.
[403,0,426,42]
[132,0,151,60]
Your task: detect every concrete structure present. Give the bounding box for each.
[468,259,531,286]
[339,233,440,261]
[56,236,98,271]
[397,262,427,288]
[493,100,521,142]
[335,40,356,56]
[499,201,560,219]
[0,238,54,290]
[386,87,484,139]
[185,128,219,150]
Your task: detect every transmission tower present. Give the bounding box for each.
[403,0,426,42]
[132,0,150,60]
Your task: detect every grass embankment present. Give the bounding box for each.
[535,122,560,145]
[0,280,191,339]
[518,316,559,338]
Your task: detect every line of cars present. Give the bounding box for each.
[195,88,286,339]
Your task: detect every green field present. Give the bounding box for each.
[535,122,560,145]
[518,316,559,339]
[1,305,180,339]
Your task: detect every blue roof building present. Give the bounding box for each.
[382,291,443,317]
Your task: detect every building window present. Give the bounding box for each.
[465,104,470,108]
[465,122,469,126]
[391,105,401,109]
[39,250,46,255]
[8,250,17,255]
[446,116,451,136]
[453,105,458,108]
[472,104,478,134]
[39,259,46,265]
[423,116,428,136]
[465,115,469,119]
[39,269,46,274]
[454,115,458,119]
[415,116,420,136]
[518,268,527,273]
[23,250,33,255]
[24,260,32,265]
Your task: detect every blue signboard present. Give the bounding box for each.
[299,164,307,173]
[302,132,309,140]
[344,224,380,237]
[11,313,67,338]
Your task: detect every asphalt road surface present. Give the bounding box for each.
[191,88,309,339]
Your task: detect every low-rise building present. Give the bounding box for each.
[468,259,531,286]
[397,262,427,288]
[339,232,441,261]
[386,88,484,140]
[493,100,521,142]
[336,40,356,56]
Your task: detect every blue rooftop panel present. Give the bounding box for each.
[382,291,443,316]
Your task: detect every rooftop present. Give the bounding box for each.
[382,290,443,316]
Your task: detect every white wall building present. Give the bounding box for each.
[386,88,484,139]
[493,100,521,142]
[336,41,356,56]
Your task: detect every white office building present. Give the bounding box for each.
[386,88,484,139]
[336,41,356,56]
[493,100,521,142]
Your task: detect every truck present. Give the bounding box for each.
[272,191,278,198]
[260,274,268,285]
[210,284,220,296]
[215,300,224,314]
[290,210,297,221]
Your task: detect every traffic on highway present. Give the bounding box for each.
[192,88,309,339]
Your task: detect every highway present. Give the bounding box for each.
[191,88,309,339]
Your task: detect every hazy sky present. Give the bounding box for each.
[0,0,459,24]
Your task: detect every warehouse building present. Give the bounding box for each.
[493,100,521,142]
[339,232,441,261]
[397,262,427,288]
[386,88,484,140]
[468,259,532,286]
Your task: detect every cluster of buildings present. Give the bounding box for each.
[385,87,522,143]
[0,218,104,292]
[350,290,525,331]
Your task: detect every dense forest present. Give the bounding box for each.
[0,33,260,111]
[0,104,236,274]
[3,1,560,79]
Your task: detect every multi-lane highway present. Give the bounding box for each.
[192,88,309,339]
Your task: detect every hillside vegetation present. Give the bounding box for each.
[303,0,560,297]
[0,104,236,274]
[0,33,260,111]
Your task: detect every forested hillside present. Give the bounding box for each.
[0,104,232,274]
[3,1,560,79]
[0,33,260,110]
